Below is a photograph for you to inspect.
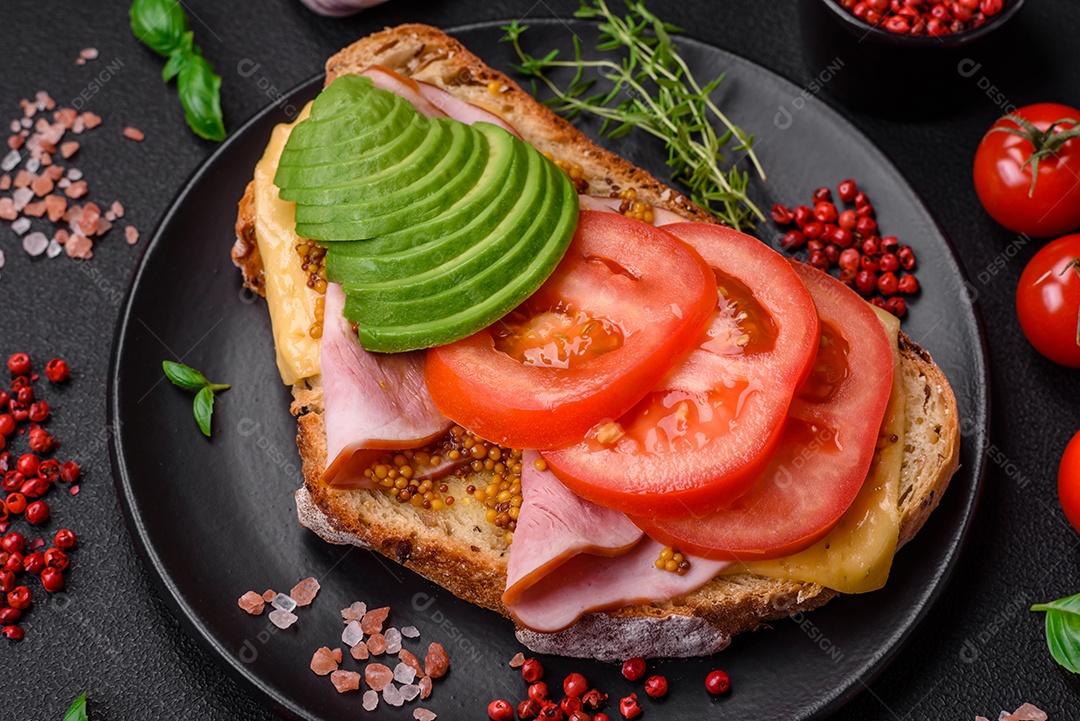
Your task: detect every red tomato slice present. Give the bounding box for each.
[636,262,895,560]
[424,211,717,449]
[543,223,820,518]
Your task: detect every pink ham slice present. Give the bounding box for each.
[361,66,521,137]
[319,284,452,488]
[503,452,642,606]
[577,194,686,226]
[507,538,732,633]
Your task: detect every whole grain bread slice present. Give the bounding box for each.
[232,24,961,660]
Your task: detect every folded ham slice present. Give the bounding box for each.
[503,451,642,606]
[362,66,521,137]
[319,284,452,488]
[507,537,732,633]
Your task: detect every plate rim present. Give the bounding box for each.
[106,18,992,721]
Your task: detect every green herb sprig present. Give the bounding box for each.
[502,0,766,231]
[1032,592,1080,673]
[163,361,230,437]
[129,0,226,141]
[63,692,88,721]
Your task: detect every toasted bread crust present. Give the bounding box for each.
[232,25,961,659]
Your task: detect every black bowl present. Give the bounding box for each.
[800,0,1030,117]
[818,0,1027,48]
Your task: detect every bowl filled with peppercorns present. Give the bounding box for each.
[820,0,1026,46]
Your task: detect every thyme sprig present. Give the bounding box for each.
[502,0,766,230]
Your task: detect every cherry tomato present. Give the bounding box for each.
[1015,234,1080,367]
[636,262,895,559]
[543,223,820,518]
[1060,430,1080,535]
[426,211,717,450]
[974,103,1080,238]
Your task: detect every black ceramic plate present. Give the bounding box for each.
[108,20,989,721]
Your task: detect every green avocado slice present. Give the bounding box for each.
[278,98,416,166]
[325,127,526,282]
[293,120,483,223]
[287,121,462,212]
[345,159,579,351]
[340,143,551,308]
[295,124,492,241]
[276,114,430,192]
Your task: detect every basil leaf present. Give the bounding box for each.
[63,692,88,721]
[162,360,208,390]
[1032,592,1080,673]
[193,386,215,438]
[177,54,227,142]
[129,0,188,57]
[162,31,196,82]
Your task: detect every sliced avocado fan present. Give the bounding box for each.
[275,74,579,353]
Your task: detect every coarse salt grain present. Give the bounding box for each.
[419,675,433,700]
[330,670,361,693]
[46,238,62,258]
[342,601,367,622]
[69,485,79,495]
[80,48,99,61]
[401,625,420,638]
[0,250,5,269]
[13,186,33,209]
[342,620,363,647]
[361,606,390,635]
[399,649,424,677]
[401,683,420,702]
[11,217,31,235]
[271,592,297,613]
[393,662,416,685]
[123,126,145,142]
[290,577,320,606]
[385,627,402,654]
[267,608,297,629]
[362,690,379,712]
[67,168,82,181]
[261,589,276,602]
[2,150,19,171]
[25,157,39,173]
[60,141,79,159]
[383,683,404,707]
[365,663,394,692]
[237,591,265,615]
[65,233,92,260]
[509,652,525,668]
[414,709,437,721]
[309,647,338,676]
[350,641,369,661]
[110,200,124,218]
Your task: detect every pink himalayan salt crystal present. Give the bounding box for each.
[237,591,265,615]
[350,641,369,661]
[361,606,390,635]
[414,709,437,721]
[79,48,99,61]
[69,485,80,496]
[383,683,404,707]
[509,652,525,668]
[1001,704,1048,721]
[330,670,361,693]
[261,589,275,602]
[419,675,432,700]
[399,649,423,677]
[125,225,139,245]
[425,642,449,679]
[342,601,367,622]
[309,647,338,676]
[365,663,394,692]
[290,577,320,607]
[268,608,297,629]
[366,633,386,655]
[64,233,93,259]
[362,690,378,711]
[332,648,343,663]
[110,200,124,218]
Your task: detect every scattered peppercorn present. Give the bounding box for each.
[529,682,551,702]
[53,528,76,550]
[522,657,545,683]
[619,693,643,719]
[705,669,731,695]
[6,354,30,376]
[44,358,70,383]
[644,675,668,699]
[839,0,1005,36]
[622,657,646,682]
[487,699,515,721]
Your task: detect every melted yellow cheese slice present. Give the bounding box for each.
[726,308,905,594]
[252,103,320,385]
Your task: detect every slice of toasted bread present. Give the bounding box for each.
[232,24,961,660]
